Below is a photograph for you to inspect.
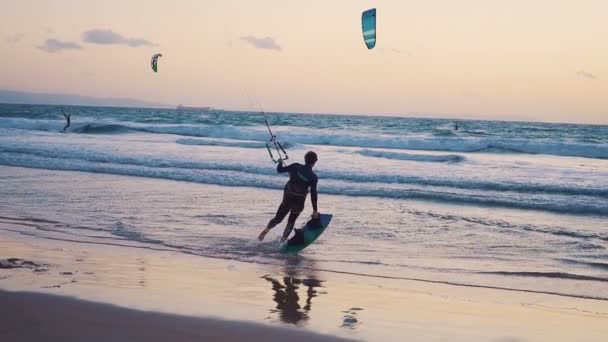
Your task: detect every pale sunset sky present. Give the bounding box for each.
[1,0,606,123]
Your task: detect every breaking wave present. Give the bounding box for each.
[357,149,465,163]
[1,117,607,159]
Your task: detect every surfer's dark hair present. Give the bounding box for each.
[305,151,318,165]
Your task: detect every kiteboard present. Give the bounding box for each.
[279,214,332,254]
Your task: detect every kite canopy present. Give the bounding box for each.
[151,53,162,72]
[362,8,376,49]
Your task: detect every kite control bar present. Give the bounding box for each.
[262,115,288,163]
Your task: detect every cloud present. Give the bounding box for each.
[38,39,82,53]
[82,29,155,47]
[6,33,25,44]
[577,70,597,80]
[240,36,282,51]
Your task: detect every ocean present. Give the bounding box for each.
[1,103,607,300]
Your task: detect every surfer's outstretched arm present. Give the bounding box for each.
[276,160,297,174]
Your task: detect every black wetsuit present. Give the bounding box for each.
[62,114,71,133]
[266,161,318,238]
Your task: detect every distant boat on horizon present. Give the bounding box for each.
[176,104,212,111]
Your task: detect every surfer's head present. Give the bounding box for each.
[305,151,318,167]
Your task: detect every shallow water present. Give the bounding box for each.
[0,103,607,300]
[1,166,606,301]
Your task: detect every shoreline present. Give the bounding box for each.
[1,166,607,341]
[2,228,607,341]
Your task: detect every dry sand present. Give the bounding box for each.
[0,290,352,342]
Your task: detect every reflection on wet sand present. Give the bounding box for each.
[263,257,325,325]
[263,275,323,325]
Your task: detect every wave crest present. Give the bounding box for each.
[1,117,607,159]
[357,149,465,163]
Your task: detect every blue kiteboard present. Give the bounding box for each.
[279,214,332,254]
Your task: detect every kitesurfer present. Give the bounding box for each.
[258,151,319,242]
[61,110,71,133]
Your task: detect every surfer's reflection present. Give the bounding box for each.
[263,267,324,325]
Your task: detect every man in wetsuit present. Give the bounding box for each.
[258,151,319,242]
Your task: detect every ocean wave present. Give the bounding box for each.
[145,125,608,159]
[111,221,162,244]
[0,117,67,132]
[432,130,458,137]
[175,138,266,149]
[407,210,608,242]
[148,126,608,159]
[1,151,607,216]
[459,216,608,242]
[357,149,465,163]
[560,259,608,270]
[132,128,608,160]
[73,123,133,134]
[480,271,608,282]
[1,117,607,159]
[1,144,606,199]
[0,117,133,135]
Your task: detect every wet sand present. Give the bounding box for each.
[1,227,607,341]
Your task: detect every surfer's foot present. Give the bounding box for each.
[280,224,294,243]
[258,228,270,241]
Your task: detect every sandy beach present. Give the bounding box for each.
[1,166,607,341]
[0,290,352,342]
[2,227,607,341]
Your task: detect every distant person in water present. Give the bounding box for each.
[258,151,319,242]
[61,110,71,133]
[454,122,459,131]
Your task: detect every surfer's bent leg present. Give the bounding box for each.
[280,196,305,242]
[267,200,290,229]
[258,198,290,241]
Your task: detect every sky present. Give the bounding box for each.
[1,0,607,124]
